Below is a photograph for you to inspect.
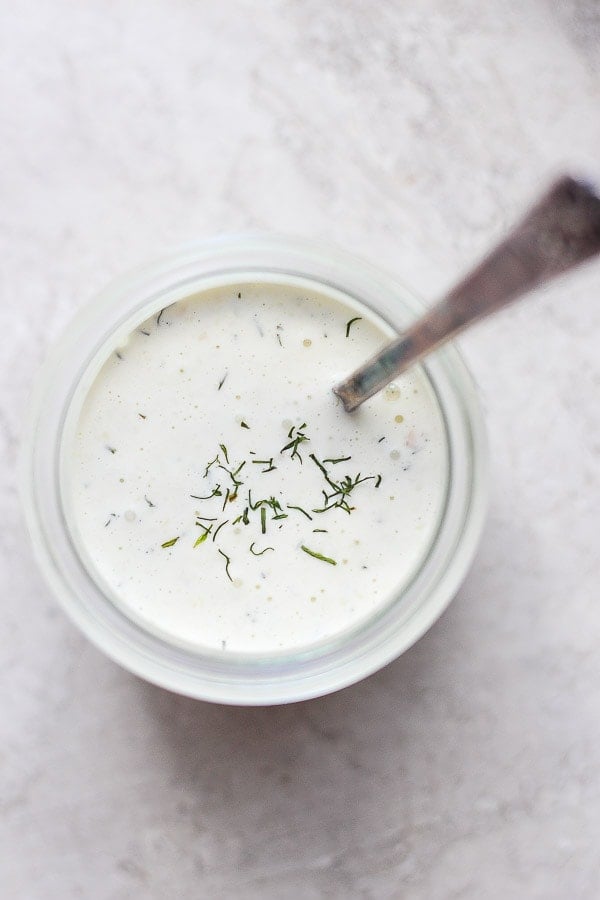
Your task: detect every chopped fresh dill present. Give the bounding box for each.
[252,458,276,473]
[138,413,147,419]
[176,418,381,582]
[115,351,123,360]
[106,446,116,454]
[218,372,228,390]
[156,308,166,326]
[248,490,265,511]
[104,513,117,527]
[193,529,211,547]
[287,504,312,521]
[308,453,381,514]
[218,457,246,497]
[309,453,340,494]
[265,497,285,519]
[218,549,233,582]
[312,501,341,514]
[161,537,179,549]
[378,436,386,443]
[232,507,250,526]
[280,423,309,463]
[204,455,219,478]
[212,520,229,541]
[250,542,274,556]
[190,485,222,500]
[301,545,337,566]
[345,316,362,337]
[144,495,155,508]
[139,329,151,336]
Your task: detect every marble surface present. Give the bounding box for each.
[3,2,600,897]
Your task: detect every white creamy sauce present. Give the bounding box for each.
[67,280,447,653]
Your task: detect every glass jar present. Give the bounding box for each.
[20,235,488,704]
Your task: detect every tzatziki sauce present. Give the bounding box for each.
[66,280,447,653]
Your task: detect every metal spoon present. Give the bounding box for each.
[334,175,600,412]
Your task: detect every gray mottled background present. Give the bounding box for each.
[2,2,600,897]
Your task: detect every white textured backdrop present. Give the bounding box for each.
[2,2,600,897]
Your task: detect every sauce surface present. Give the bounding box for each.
[67,281,447,653]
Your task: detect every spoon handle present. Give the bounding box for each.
[334,175,600,412]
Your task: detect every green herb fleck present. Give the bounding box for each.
[218,549,233,582]
[232,507,250,526]
[204,455,219,477]
[345,316,362,337]
[193,530,211,547]
[301,545,337,566]
[190,485,222,500]
[309,453,341,494]
[212,520,229,542]
[219,444,229,464]
[265,497,286,520]
[260,507,266,534]
[280,423,309,463]
[161,537,179,549]
[218,372,228,390]
[252,458,276,473]
[248,490,265,511]
[250,543,274,556]
[218,456,246,497]
[240,421,250,429]
[287,504,313,521]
